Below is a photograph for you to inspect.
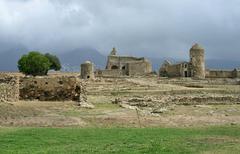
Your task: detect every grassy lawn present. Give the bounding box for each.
[0,126,239,154]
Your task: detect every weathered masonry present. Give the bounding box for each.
[96,48,152,77]
[159,43,240,79]
[190,44,205,79]
[19,76,86,102]
[80,61,95,79]
[159,44,205,79]
[206,69,240,78]
[0,73,87,103]
[0,73,19,102]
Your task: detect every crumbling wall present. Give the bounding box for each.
[206,70,237,78]
[95,69,125,77]
[106,56,146,70]
[127,61,152,76]
[116,94,240,114]
[0,73,19,102]
[79,81,87,103]
[19,76,86,102]
[163,64,182,77]
[105,52,153,77]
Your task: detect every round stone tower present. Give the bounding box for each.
[190,43,205,79]
[80,61,94,79]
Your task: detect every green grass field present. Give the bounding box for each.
[0,126,239,154]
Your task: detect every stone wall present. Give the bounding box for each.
[105,49,153,77]
[19,76,86,102]
[127,61,152,76]
[0,73,19,102]
[206,69,240,78]
[106,55,146,70]
[95,69,125,77]
[159,44,206,79]
[163,63,182,77]
[159,61,192,78]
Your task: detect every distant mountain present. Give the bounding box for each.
[0,44,28,71]
[59,47,106,72]
[0,43,239,72]
[0,45,106,72]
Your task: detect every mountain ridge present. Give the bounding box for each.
[0,45,239,72]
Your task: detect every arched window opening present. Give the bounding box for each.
[111,65,118,70]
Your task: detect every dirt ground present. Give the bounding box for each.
[0,100,240,128]
[0,77,240,128]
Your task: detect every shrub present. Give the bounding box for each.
[18,51,51,76]
[45,53,61,71]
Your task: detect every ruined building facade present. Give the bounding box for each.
[159,44,240,79]
[159,44,205,79]
[96,48,152,77]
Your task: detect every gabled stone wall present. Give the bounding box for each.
[104,48,153,76]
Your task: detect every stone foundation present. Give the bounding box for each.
[19,76,86,102]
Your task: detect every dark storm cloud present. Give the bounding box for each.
[0,0,240,59]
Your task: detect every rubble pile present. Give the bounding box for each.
[115,94,240,114]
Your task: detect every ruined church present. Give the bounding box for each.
[95,48,152,77]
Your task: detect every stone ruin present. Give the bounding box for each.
[0,73,90,107]
[19,76,85,102]
[78,45,239,79]
[159,44,205,79]
[80,61,95,79]
[159,43,240,79]
[114,95,240,115]
[0,73,19,102]
[95,48,153,77]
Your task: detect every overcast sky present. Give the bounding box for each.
[0,0,240,59]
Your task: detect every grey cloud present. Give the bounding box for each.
[0,0,240,60]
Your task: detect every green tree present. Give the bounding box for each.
[18,51,51,76]
[44,53,61,71]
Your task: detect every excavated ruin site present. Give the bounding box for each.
[1,72,240,128]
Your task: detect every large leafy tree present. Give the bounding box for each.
[45,53,61,71]
[18,51,51,76]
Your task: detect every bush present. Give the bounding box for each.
[45,53,61,71]
[18,51,51,76]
